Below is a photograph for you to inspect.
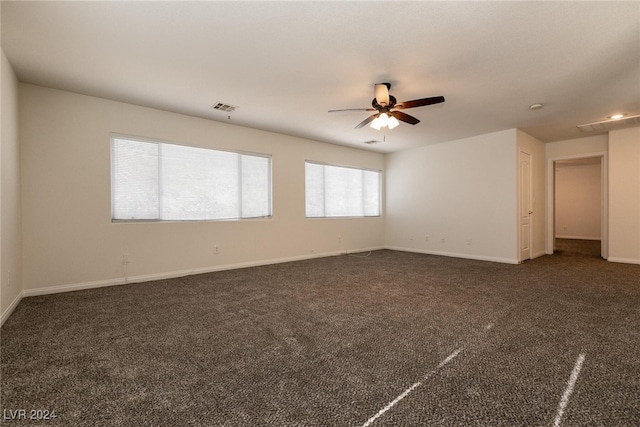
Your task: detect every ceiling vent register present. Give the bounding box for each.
[577,114,640,132]
[211,102,238,113]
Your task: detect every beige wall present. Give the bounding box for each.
[555,162,601,240]
[385,129,519,264]
[19,84,385,293]
[608,126,640,264]
[546,134,608,159]
[1,50,23,322]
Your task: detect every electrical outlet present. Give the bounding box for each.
[214,245,220,254]
[122,253,129,264]
[410,235,415,241]
[441,238,446,244]
[467,239,472,246]
[338,235,342,243]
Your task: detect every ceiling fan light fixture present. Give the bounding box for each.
[370,112,399,130]
[388,115,400,129]
[378,113,389,127]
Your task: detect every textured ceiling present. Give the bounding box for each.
[2,1,639,152]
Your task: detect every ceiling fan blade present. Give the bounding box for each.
[328,108,376,113]
[375,83,390,107]
[355,114,379,129]
[390,110,420,125]
[395,96,445,110]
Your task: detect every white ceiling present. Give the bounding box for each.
[2,1,639,153]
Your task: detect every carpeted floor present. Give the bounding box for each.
[553,238,603,258]
[2,241,639,426]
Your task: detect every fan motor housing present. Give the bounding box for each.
[372,95,396,110]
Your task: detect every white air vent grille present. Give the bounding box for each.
[211,102,238,113]
[577,114,640,132]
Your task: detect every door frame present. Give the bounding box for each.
[546,151,608,258]
[519,150,533,262]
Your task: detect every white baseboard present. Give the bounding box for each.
[555,236,601,241]
[21,246,385,298]
[22,277,130,297]
[385,246,520,265]
[607,257,640,265]
[1,291,23,326]
[7,246,631,323]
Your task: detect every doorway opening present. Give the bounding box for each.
[547,153,608,259]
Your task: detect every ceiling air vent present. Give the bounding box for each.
[577,114,640,132]
[211,102,238,113]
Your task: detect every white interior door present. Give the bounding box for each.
[520,151,532,261]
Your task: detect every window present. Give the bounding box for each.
[111,136,271,221]
[305,161,381,218]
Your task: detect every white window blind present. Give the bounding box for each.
[305,162,381,218]
[111,136,271,221]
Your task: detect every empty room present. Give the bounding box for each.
[1,2,639,426]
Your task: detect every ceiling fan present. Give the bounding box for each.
[329,83,445,130]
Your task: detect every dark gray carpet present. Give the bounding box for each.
[2,243,639,426]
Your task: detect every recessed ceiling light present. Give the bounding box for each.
[609,113,625,120]
[529,103,543,111]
